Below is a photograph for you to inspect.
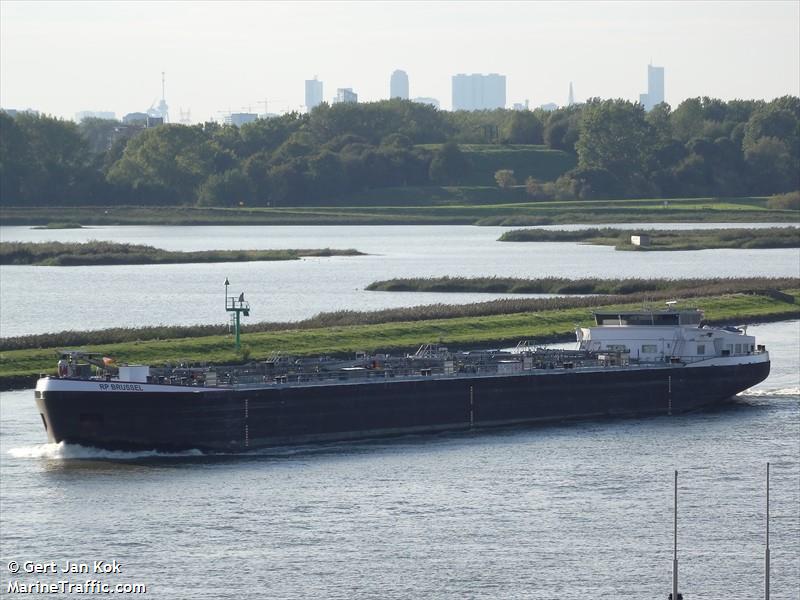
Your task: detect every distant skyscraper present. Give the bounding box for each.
[305,77,323,111]
[390,70,409,99]
[647,64,665,108]
[639,64,665,111]
[568,82,575,106]
[451,73,506,111]
[334,88,358,104]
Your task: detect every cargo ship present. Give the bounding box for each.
[34,308,770,452]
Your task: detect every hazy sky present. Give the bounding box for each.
[1,0,798,122]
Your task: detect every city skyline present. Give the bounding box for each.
[1,1,798,121]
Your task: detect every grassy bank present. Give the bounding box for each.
[0,241,364,266]
[1,196,798,227]
[499,227,800,249]
[6,279,799,352]
[366,276,800,295]
[1,290,798,389]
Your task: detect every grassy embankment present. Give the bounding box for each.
[0,241,363,266]
[366,276,800,295]
[498,227,800,249]
[2,288,798,390]
[6,278,796,352]
[2,196,798,227]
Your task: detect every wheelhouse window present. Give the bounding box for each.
[642,344,658,353]
[697,344,705,355]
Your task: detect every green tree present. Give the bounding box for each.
[0,111,31,204]
[78,117,121,155]
[575,99,654,192]
[107,124,214,203]
[4,113,95,205]
[744,137,797,194]
[671,98,705,142]
[196,169,253,207]
[506,111,544,144]
[241,151,272,205]
[543,107,581,153]
[428,142,470,184]
[307,150,346,201]
[742,107,798,152]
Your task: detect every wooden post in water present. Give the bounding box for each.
[673,469,679,600]
[765,462,770,600]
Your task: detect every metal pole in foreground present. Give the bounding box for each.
[235,310,241,351]
[673,469,679,600]
[766,462,770,600]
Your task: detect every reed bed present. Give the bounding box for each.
[0,241,364,266]
[365,276,800,295]
[498,227,800,249]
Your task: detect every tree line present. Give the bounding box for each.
[1,96,798,207]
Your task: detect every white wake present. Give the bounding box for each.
[7,442,204,460]
[740,386,800,398]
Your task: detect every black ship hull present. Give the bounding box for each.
[34,359,770,452]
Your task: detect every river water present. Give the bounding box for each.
[1,223,799,337]
[0,223,798,598]
[0,320,798,599]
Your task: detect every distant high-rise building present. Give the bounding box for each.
[334,88,358,104]
[305,77,323,111]
[75,111,116,122]
[568,82,575,106]
[451,73,506,111]
[390,70,409,99]
[412,97,440,109]
[647,64,664,108]
[225,113,258,127]
[639,64,664,111]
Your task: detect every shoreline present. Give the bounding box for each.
[1,199,798,228]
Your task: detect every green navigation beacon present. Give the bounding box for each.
[224,277,250,350]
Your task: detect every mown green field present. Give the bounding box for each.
[2,290,797,389]
[1,196,797,227]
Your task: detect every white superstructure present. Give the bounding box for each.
[577,308,766,365]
